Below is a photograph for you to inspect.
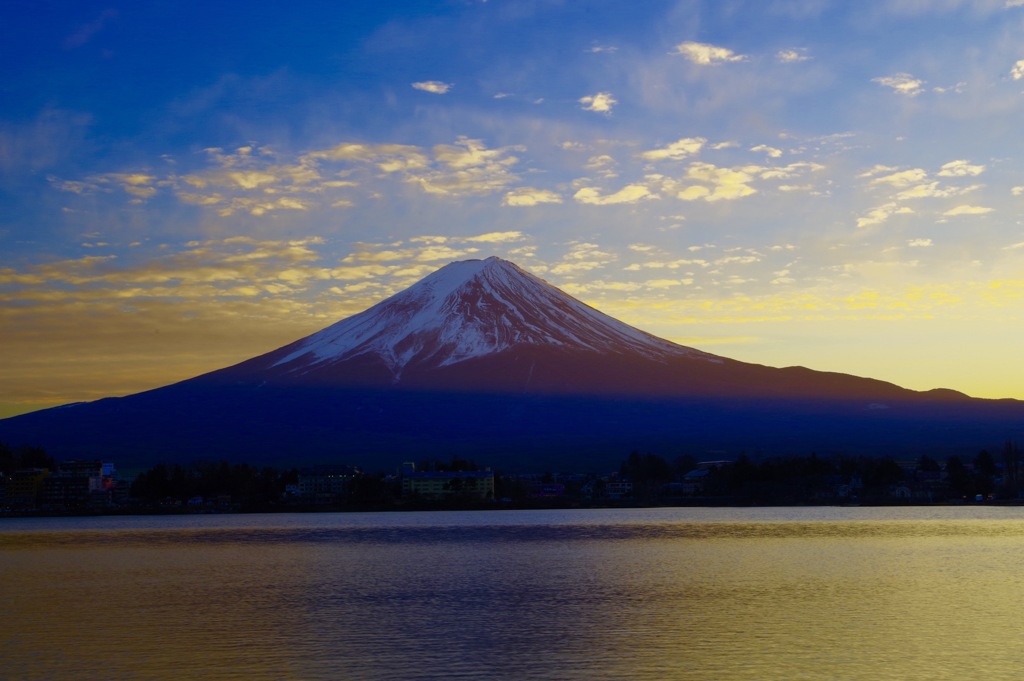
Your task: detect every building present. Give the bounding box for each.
[38,460,114,511]
[400,462,494,501]
[605,480,633,499]
[297,464,360,503]
[3,469,49,510]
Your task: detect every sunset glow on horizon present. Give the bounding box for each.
[4,1,1024,418]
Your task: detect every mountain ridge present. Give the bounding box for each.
[1,256,1020,470]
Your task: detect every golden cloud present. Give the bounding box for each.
[502,188,562,207]
[944,205,994,216]
[639,137,706,162]
[873,73,925,96]
[674,41,746,65]
[412,81,453,94]
[573,184,654,205]
[579,92,617,113]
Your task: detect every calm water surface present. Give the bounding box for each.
[3,506,1024,680]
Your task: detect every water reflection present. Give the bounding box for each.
[4,508,1024,680]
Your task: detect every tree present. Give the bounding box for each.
[945,456,970,499]
[1002,441,1021,497]
[974,450,997,478]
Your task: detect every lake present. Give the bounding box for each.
[3,506,1024,680]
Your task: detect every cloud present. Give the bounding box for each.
[579,92,617,113]
[944,205,994,216]
[857,203,915,228]
[678,162,758,202]
[502,188,563,206]
[573,184,655,205]
[751,144,783,158]
[341,248,416,264]
[870,168,928,187]
[412,81,453,94]
[639,137,706,162]
[625,259,708,271]
[895,182,976,199]
[673,41,746,65]
[938,160,985,177]
[677,186,712,201]
[776,48,810,63]
[907,239,934,247]
[53,172,163,200]
[412,246,480,262]
[758,162,825,180]
[433,137,515,169]
[585,154,618,178]
[858,165,900,179]
[549,243,616,275]
[873,73,925,96]
[1,238,329,296]
[305,142,429,172]
[464,231,526,243]
[410,138,521,196]
[1013,60,1024,80]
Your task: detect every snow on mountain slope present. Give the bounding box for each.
[268,257,710,379]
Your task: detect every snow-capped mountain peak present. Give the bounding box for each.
[269,256,703,378]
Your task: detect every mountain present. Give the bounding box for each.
[2,256,1022,470]
[198,257,945,400]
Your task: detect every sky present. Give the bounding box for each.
[4,0,1024,418]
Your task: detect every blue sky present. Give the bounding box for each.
[4,0,1024,417]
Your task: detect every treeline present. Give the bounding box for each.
[0,442,56,475]
[617,443,1023,505]
[5,441,1023,512]
[130,461,295,509]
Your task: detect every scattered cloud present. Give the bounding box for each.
[751,144,783,158]
[870,168,928,187]
[907,238,933,247]
[625,258,708,271]
[574,184,655,205]
[639,137,706,162]
[1013,60,1024,80]
[412,81,453,94]
[944,204,994,216]
[776,48,810,63]
[873,73,925,96]
[502,188,563,207]
[411,138,522,196]
[585,154,618,178]
[857,202,915,228]
[549,243,617,275]
[464,231,526,243]
[895,182,976,200]
[579,92,618,114]
[938,159,985,177]
[673,41,746,65]
[304,142,429,172]
[678,162,758,202]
